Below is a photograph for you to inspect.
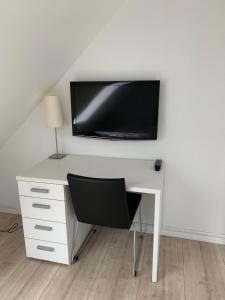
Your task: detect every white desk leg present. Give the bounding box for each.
[152,191,161,283]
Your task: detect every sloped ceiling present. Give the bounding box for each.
[0,0,124,147]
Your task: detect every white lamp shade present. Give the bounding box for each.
[44,95,63,128]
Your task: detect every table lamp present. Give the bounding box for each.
[44,95,66,159]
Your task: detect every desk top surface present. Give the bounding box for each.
[17,154,163,194]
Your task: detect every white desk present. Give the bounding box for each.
[16,154,164,282]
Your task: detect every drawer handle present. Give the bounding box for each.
[37,245,55,252]
[30,188,49,194]
[32,203,51,209]
[34,225,53,231]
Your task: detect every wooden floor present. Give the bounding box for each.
[0,213,225,300]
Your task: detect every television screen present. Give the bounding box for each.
[70,81,160,140]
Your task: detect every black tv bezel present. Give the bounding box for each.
[70,80,160,141]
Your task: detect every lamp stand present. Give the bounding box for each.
[49,128,66,159]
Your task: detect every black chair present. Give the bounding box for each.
[67,173,143,276]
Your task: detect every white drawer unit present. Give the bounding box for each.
[17,179,75,265]
[17,176,92,265]
[18,181,65,200]
[23,218,68,244]
[25,238,69,264]
[20,196,66,223]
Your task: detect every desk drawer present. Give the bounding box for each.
[20,196,66,223]
[23,218,68,244]
[18,181,64,200]
[25,238,69,264]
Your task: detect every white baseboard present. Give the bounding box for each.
[162,225,225,245]
[133,222,225,245]
[0,206,21,215]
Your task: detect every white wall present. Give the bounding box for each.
[0,102,57,212]
[0,0,124,147]
[1,0,225,243]
[52,0,225,241]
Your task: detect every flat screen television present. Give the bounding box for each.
[70,81,160,140]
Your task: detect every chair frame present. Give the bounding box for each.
[73,202,143,277]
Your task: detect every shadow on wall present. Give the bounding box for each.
[0,103,55,212]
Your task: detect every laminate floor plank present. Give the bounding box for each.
[220,245,225,265]
[15,260,59,300]
[39,228,102,300]
[0,213,18,228]
[183,239,225,300]
[0,215,25,286]
[87,229,131,300]
[0,213,20,245]
[64,227,115,300]
[0,214,225,300]
[0,230,25,283]
[136,236,185,300]
[0,257,41,299]
[40,227,113,300]
[111,232,147,300]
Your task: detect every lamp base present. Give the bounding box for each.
[48,153,66,160]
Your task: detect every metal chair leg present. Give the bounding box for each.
[133,204,143,277]
[73,220,79,261]
[133,224,137,276]
[139,202,143,238]
[73,221,96,262]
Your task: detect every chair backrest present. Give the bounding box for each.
[67,173,131,229]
